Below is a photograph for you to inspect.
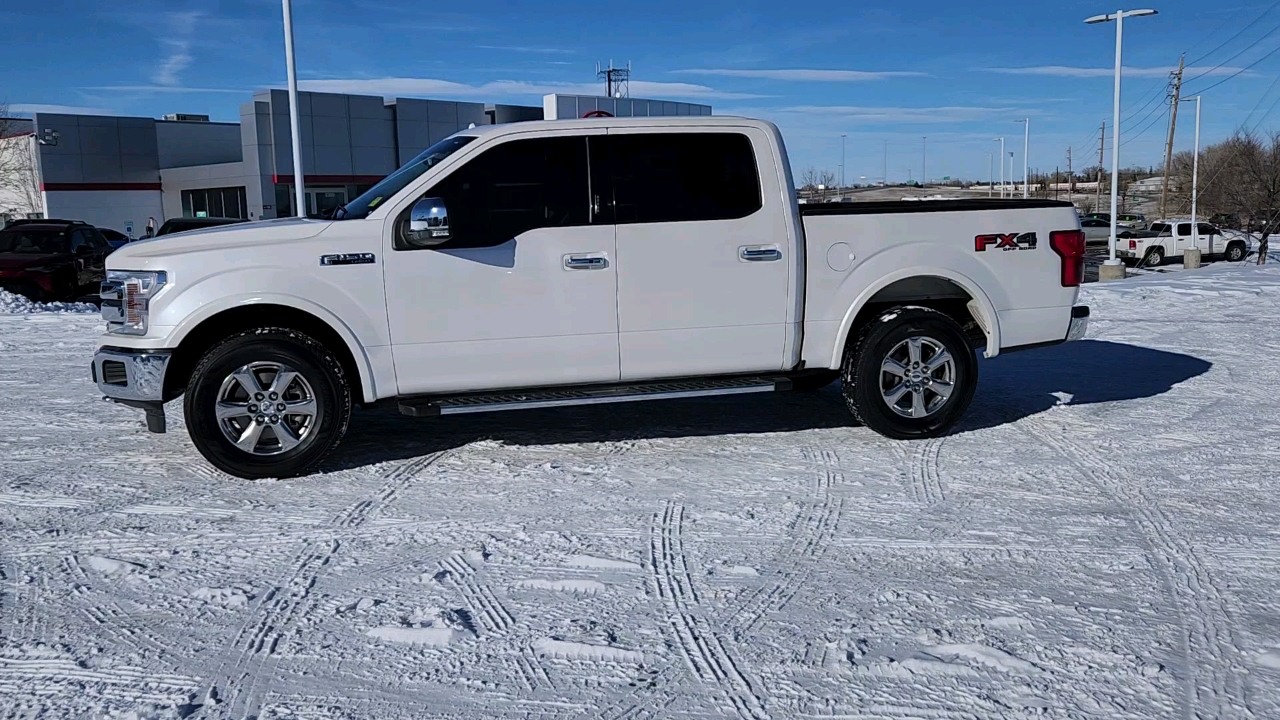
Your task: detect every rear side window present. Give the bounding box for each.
[1177,223,1192,236]
[607,133,761,224]
[418,136,590,249]
[1150,223,1170,235]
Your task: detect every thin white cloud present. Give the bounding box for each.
[151,11,204,87]
[755,105,1030,124]
[8,103,115,116]
[84,85,244,94]
[985,65,1246,78]
[476,45,574,54]
[673,68,928,81]
[297,77,765,100]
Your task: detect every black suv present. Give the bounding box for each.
[0,219,113,301]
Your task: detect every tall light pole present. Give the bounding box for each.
[882,140,888,185]
[1184,95,1201,250]
[1087,8,1159,267]
[994,138,1005,198]
[987,152,993,197]
[840,134,846,189]
[282,0,306,218]
[921,136,927,186]
[1015,118,1030,198]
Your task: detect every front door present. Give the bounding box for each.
[385,132,620,395]
[1197,223,1219,254]
[604,129,793,380]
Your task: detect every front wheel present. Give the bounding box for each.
[1225,242,1246,262]
[841,307,978,439]
[184,328,352,479]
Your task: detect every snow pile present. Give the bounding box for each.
[0,289,98,314]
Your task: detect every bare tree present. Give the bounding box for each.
[0,104,43,221]
[1170,130,1280,264]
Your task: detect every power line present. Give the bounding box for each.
[1122,105,1169,148]
[1187,0,1280,66]
[1187,40,1280,96]
[1245,72,1280,128]
[1185,20,1280,86]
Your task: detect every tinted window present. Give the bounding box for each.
[607,133,761,224]
[0,227,69,253]
[410,136,590,250]
[339,135,476,220]
[1197,223,1217,235]
[69,229,90,252]
[1150,223,1170,235]
[1177,223,1192,236]
[87,230,111,249]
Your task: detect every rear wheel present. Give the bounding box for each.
[184,328,351,479]
[1225,242,1246,262]
[1144,246,1165,266]
[841,307,977,439]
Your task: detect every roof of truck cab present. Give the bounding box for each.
[461,116,776,138]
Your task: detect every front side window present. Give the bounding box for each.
[403,136,590,250]
[607,133,762,225]
[338,135,476,220]
[0,228,69,254]
[1197,223,1217,236]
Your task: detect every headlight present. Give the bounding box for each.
[101,270,168,335]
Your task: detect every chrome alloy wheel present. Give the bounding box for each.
[879,336,956,419]
[215,361,317,455]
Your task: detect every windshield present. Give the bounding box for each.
[0,228,69,254]
[335,135,476,219]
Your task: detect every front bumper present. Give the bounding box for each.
[1066,305,1089,342]
[91,347,173,433]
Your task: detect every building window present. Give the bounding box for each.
[181,187,249,219]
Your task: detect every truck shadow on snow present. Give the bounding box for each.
[322,340,1211,471]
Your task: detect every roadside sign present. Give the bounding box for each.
[124,221,134,237]
[195,211,208,218]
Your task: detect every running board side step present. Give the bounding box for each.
[397,375,794,417]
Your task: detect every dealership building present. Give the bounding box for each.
[19,90,711,235]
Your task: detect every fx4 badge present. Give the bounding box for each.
[975,232,1038,252]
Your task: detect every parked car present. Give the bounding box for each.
[1116,213,1147,230]
[0,219,113,301]
[1082,212,1109,223]
[155,216,245,237]
[99,228,131,249]
[1080,217,1112,246]
[1117,219,1250,265]
[92,117,1089,479]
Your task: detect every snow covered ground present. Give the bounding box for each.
[3,265,1280,719]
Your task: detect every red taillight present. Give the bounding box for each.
[1050,230,1086,287]
[1129,240,1137,250]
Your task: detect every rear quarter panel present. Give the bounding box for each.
[801,204,1081,368]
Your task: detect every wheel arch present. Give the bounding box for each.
[829,269,1000,369]
[163,300,374,404]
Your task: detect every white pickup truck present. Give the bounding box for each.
[92,117,1089,479]
[1118,218,1251,265]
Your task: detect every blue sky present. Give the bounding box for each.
[4,0,1279,183]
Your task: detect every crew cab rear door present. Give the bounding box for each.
[601,128,793,380]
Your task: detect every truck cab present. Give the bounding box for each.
[1119,219,1250,265]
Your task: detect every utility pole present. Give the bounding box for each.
[1096,120,1105,212]
[1067,146,1074,195]
[839,134,846,189]
[921,136,927,187]
[995,137,1005,198]
[1159,54,1184,221]
[987,152,993,197]
[882,140,888,185]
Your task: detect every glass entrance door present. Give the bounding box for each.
[305,188,347,218]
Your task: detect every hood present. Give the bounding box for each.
[0,252,69,270]
[107,217,331,269]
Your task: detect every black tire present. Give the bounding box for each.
[840,307,978,440]
[788,370,840,392]
[1144,246,1165,266]
[184,328,351,479]
[1225,242,1246,262]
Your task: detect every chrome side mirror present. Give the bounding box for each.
[405,197,451,247]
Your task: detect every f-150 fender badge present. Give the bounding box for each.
[320,253,376,266]
[975,232,1037,252]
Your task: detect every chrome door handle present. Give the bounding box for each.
[740,244,782,262]
[564,254,609,270]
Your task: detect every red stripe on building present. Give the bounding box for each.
[42,182,163,191]
[272,174,386,185]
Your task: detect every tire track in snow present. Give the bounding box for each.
[726,447,844,637]
[437,553,515,634]
[1023,417,1252,720]
[909,437,946,505]
[648,500,769,720]
[198,451,447,719]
